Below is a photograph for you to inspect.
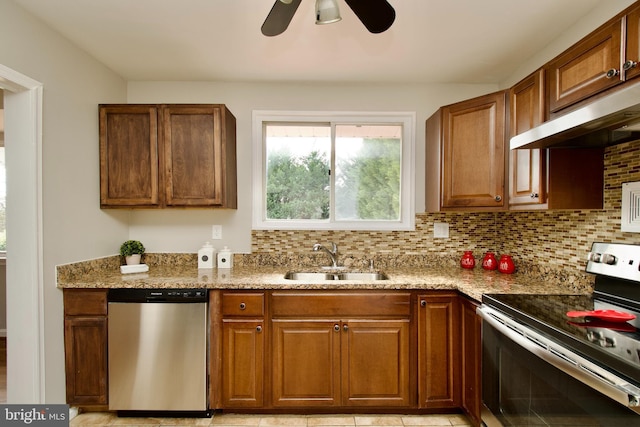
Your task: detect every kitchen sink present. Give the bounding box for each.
[284,271,389,281]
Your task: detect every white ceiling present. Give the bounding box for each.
[12,0,620,84]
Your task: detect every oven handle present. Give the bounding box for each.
[478,305,640,414]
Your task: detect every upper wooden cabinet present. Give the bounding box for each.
[509,70,604,210]
[99,104,237,209]
[547,3,640,115]
[426,91,507,211]
[509,70,546,207]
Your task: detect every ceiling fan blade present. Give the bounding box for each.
[344,0,395,34]
[261,0,303,36]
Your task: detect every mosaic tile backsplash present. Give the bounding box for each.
[250,139,640,275]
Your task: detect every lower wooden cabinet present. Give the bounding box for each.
[63,289,109,406]
[270,291,412,408]
[417,293,461,409]
[461,297,482,427]
[220,292,265,408]
[64,288,481,415]
[222,320,264,408]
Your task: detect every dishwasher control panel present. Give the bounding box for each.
[108,288,208,303]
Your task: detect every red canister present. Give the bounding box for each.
[498,254,516,274]
[460,251,476,269]
[482,252,498,270]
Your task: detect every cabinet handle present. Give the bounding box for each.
[420,300,427,307]
[624,60,638,71]
[256,325,262,333]
[343,324,349,331]
[530,192,539,198]
[494,195,502,202]
[239,302,246,310]
[334,324,340,332]
[606,68,620,79]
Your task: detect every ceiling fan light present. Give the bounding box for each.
[315,0,342,25]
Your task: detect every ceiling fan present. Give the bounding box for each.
[261,0,396,37]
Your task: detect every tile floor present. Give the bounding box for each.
[70,412,472,427]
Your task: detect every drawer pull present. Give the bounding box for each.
[239,302,246,310]
[420,300,427,307]
[334,324,340,332]
[256,325,262,333]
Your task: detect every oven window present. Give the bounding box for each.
[483,321,640,426]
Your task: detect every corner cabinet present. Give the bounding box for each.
[99,104,237,209]
[426,91,507,211]
[63,289,109,406]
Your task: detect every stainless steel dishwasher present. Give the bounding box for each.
[107,288,210,417]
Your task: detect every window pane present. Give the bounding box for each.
[335,125,402,221]
[265,124,330,220]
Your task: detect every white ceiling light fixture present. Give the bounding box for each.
[315,0,342,25]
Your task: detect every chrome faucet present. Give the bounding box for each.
[313,242,338,268]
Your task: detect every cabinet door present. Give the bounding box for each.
[162,105,224,206]
[509,70,546,206]
[461,299,482,427]
[341,319,411,407]
[99,105,159,207]
[64,316,108,405]
[547,19,622,114]
[271,320,341,407]
[222,320,264,408]
[417,294,460,409]
[625,5,640,81]
[441,91,506,209]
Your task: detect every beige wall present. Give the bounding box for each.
[0,0,128,402]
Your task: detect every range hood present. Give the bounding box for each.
[510,80,640,150]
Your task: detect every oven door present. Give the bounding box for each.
[478,306,640,427]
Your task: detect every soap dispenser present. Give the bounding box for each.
[217,246,233,269]
[198,242,215,269]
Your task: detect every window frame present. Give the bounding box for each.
[252,110,415,231]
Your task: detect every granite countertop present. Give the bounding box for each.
[57,260,590,302]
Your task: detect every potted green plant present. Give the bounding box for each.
[120,240,145,265]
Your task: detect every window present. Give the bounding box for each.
[252,111,415,230]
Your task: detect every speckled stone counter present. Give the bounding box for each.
[56,253,594,302]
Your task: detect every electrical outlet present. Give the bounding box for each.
[433,222,449,239]
[212,225,222,239]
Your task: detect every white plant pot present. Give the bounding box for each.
[125,254,142,265]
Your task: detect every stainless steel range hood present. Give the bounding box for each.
[510,81,640,150]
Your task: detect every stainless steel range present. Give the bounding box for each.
[478,242,640,427]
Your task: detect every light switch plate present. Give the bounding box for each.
[433,222,449,238]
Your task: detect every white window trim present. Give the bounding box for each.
[252,110,415,231]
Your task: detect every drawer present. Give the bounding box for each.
[64,289,108,316]
[271,291,411,317]
[222,292,265,317]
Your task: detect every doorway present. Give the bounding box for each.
[0,64,44,403]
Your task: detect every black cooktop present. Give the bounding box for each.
[483,293,640,388]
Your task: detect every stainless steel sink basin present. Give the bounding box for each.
[283,272,337,281]
[284,271,389,281]
[335,272,388,281]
